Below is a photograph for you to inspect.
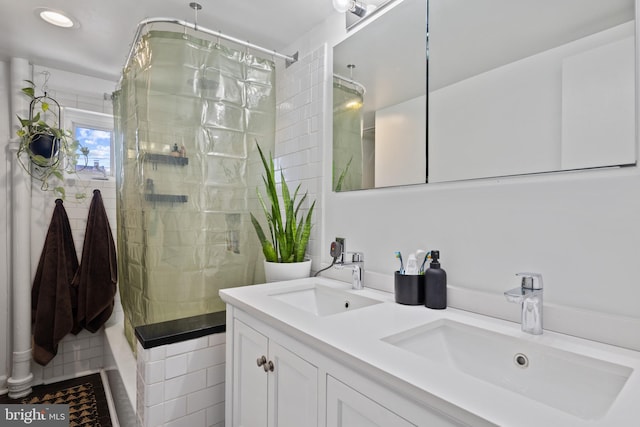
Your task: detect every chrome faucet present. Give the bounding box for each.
[504,272,543,335]
[335,251,364,290]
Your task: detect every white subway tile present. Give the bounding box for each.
[206,401,225,427]
[52,353,64,366]
[186,344,225,373]
[90,356,104,370]
[144,403,164,427]
[42,365,53,380]
[164,396,187,422]
[165,354,188,379]
[53,364,64,378]
[137,342,147,360]
[165,336,208,357]
[186,383,225,414]
[62,337,90,352]
[137,373,145,407]
[78,345,102,360]
[144,382,164,406]
[63,359,89,376]
[206,364,225,387]
[165,409,205,427]
[145,360,165,384]
[208,333,225,347]
[90,336,104,347]
[164,371,206,400]
[148,346,166,362]
[63,350,77,364]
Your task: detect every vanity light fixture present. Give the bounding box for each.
[37,8,78,28]
[333,0,367,17]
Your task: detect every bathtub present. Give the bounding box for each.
[102,305,227,426]
[104,318,137,426]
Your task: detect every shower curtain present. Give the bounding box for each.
[333,78,366,191]
[114,30,275,348]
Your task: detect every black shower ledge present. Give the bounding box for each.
[143,153,189,166]
[134,310,226,349]
[144,193,188,203]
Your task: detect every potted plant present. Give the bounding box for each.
[15,80,89,199]
[251,142,315,282]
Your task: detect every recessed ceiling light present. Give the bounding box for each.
[36,8,78,28]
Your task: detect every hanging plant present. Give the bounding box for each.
[15,80,90,200]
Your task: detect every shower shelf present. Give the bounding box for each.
[145,194,188,203]
[143,153,189,166]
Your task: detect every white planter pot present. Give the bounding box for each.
[264,260,312,283]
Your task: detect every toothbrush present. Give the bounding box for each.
[418,251,431,274]
[394,251,404,274]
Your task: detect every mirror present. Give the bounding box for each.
[332,0,636,191]
[333,0,427,191]
[429,0,636,182]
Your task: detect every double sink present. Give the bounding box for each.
[212,278,640,427]
[269,281,632,420]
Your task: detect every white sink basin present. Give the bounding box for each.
[270,283,382,316]
[382,319,633,420]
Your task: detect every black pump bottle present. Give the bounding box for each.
[425,250,447,309]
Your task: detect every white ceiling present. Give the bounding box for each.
[0,0,337,82]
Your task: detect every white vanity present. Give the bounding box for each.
[220,277,640,426]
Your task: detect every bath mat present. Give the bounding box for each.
[0,373,112,426]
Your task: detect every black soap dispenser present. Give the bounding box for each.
[425,250,447,309]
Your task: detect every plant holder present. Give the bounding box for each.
[26,94,62,167]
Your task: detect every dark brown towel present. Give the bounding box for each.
[32,199,79,365]
[72,189,118,334]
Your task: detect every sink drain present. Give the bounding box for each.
[344,301,350,309]
[514,353,529,368]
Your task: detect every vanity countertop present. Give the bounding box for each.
[220,277,640,427]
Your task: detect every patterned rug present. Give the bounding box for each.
[1,373,112,427]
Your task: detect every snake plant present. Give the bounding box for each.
[251,142,315,263]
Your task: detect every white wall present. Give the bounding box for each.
[281,4,640,351]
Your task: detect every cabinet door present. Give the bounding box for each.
[327,376,415,427]
[233,319,269,427]
[268,341,318,427]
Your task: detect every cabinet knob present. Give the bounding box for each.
[256,355,267,367]
[263,360,274,372]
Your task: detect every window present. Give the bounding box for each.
[63,107,114,179]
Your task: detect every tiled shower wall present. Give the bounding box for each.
[274,44,327,267]
[136,334,226,427]
[30,179,117,384]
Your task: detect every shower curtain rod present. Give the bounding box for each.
[333,73,366,94]
[123,17,299,72]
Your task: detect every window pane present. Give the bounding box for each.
[75,126,113,175]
